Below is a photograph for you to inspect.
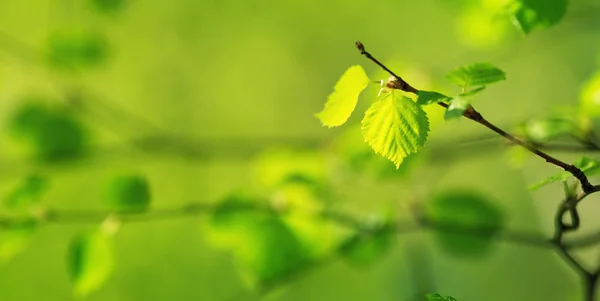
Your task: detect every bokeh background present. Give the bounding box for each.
[1,0,600,300]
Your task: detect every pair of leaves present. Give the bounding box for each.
[419,62,505,120]
[316,65,430,168]
[530,157,600,190]
[426,190,504,259]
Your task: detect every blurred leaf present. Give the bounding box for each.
[316,65,370,127]
[579,71,600,117]
[444,96,470,120]
[340,229,392,266]
[530,157,600,190]
[253,148,327,192]
[9,100,88,163]
[0,221,37,263]
[426,293,458,301]
[506,0,567,34]
[104,175,151,212]
[522,116,580,142]
[445,62,506,89]
[47,31,109,69]
[361,92,429,168]
[207,197,310,285]
[69,230,114,297]
[426,190,504,259]
[88,0,126,14]
[417,91,450,106]
[3,174,49,211]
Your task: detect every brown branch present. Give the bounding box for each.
[354,41,599,194]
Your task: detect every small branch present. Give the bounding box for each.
[354,41,598,194]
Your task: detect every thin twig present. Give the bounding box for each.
[354,41,599,194]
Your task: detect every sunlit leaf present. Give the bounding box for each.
[427,293,458,301]
[0,221,37,263]
[530,157,600,190]
[316,65,370,127]
[506,0,567,34]
[3,174,48,211]
[340,229,392,266]
[417,91,450,106]
[444,96,470,120]
[104,175,151,212]
[69,230,114,297]
[426,190,504,259]
[445,62,506,89]
[361,92,429,168]
[47,31,109,69]
[459,86,486,97]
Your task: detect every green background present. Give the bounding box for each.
[1,0,600,300]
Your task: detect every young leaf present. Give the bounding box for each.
[579,71,600,117]
[69,230,114,297]
[426,190,504,259]
[315,65,370,127]
[417,91,451,106]
[104,175,151,212]
[444,96,470,120]
[522,116,579,143]
[530,157,600,190]
[361,92,429,168]
[507,0,567,34]
[459,85,486,97]
[445,62,506,89]
[427,293,458,301]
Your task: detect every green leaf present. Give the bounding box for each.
[3,174,49,211]
[507,0,567,34]
[9,100,89,163]
[69,230,114,297]
[361,92,430,168]
[445,62,506,89]
[426,190,504,259]
[47,31,109,69]
[530,157,600,190]
[426,293,458,301]
[315,65,370,127]
[444,97,470,120]
[340,229,392,266]
[207,197,310,285]
[416,91,450,106]
[104,175,151,212]
[0,221,37,263]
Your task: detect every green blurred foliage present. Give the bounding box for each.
[103,175,151,212]
[426,190,504,259]
[9,99,89,163]
[46,31,109,70]
[69,230,114,297]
